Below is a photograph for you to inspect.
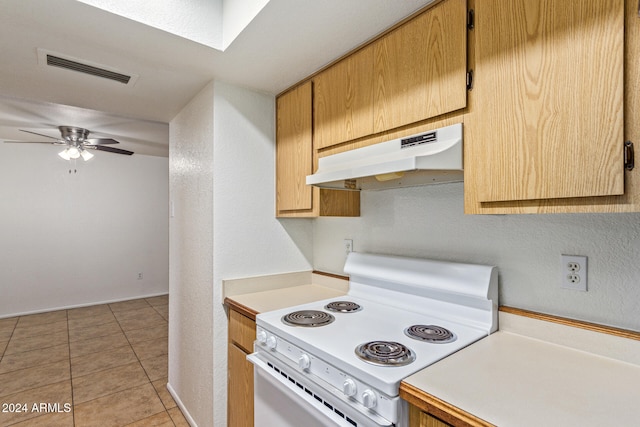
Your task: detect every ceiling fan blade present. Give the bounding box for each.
[19,129,62,141]
[85,138,120,145]
[92,145,134,155]
[3,140,66,145]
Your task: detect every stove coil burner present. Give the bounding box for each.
[355,341,416,366]
[404,325,456,343]
[281,310,335,327]
[324,301,362,313]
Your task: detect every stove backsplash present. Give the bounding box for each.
[313,183,640,333]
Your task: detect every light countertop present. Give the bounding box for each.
[401,310,640,427]
[226,284,346,318]
[223,271,348,318]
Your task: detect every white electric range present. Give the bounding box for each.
[248,252,498,427]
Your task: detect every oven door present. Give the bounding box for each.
[248,350,396,427]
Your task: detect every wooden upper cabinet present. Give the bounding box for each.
[314,0,468,150]
[276,81,360,218]
[276,81,313,213]
[313,45,375,150]
[467,0,625,204]
[373,0,468,133]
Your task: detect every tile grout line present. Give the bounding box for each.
[137,298,178,426]
[65,309,77,427]
[149,303,169,322]
[0,317,19,360]
[147,301,181,427]
[0,311,69,398]
[68,308,167,377]
[109,300,176,426]
[71,304,156,424]
[2,310,72,426]
[70,365,156,406]
[69,345,136,379]
[0,360,71,388]
[141,297,178,426]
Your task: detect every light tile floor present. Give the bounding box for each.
[0,296,189,427]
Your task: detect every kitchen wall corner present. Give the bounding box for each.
[211,81,313,426]
[169,80,215,427]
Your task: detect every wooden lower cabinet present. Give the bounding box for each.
[409,404,453,427]
[228,343,253,427]
[227,308,256,427]
[402,381,494,427]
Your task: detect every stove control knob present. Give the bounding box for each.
[362,390,377,409]
[266,335,277,350]
[298,354,311,371]
[342,379,357,397]
[257,330,267,345]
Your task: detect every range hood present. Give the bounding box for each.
[306,123,463,191]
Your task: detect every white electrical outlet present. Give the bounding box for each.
[561,255,587,291]
[137,272,143,280]
[344,239,353,255]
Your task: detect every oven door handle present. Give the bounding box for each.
[248,351,394,427]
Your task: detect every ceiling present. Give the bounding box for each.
[0,0,434,157]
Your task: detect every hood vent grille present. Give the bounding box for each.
[46,55,131,84]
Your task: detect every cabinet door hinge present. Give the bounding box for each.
[466,70,474,91]
[624,141,635,171]
[467,9,475,30]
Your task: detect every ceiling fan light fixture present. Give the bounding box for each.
[58,148,71,160]
[16,126,134,159]
[67,146,80,159]
[80,149,94,161]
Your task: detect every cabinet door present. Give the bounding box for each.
[313,44,375,149]
[467,0,624,203]
[276,82,361,218]
[374,0,467,133]
[229,309,256,354]
[228,343,254,427]
[408,404,453,427]
[276,81,313,213]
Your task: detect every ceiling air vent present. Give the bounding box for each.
[46,55,131,84]
[37,48,139,86]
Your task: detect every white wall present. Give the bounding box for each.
[314,183,640,331]
[168,80,312,427]
[0,142,168,317]
[212,81,313,426]
[168,81,215,427]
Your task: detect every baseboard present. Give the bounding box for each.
[0,292,169,319]
[167,382,198,427]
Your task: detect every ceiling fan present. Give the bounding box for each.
[6,126,134,161]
